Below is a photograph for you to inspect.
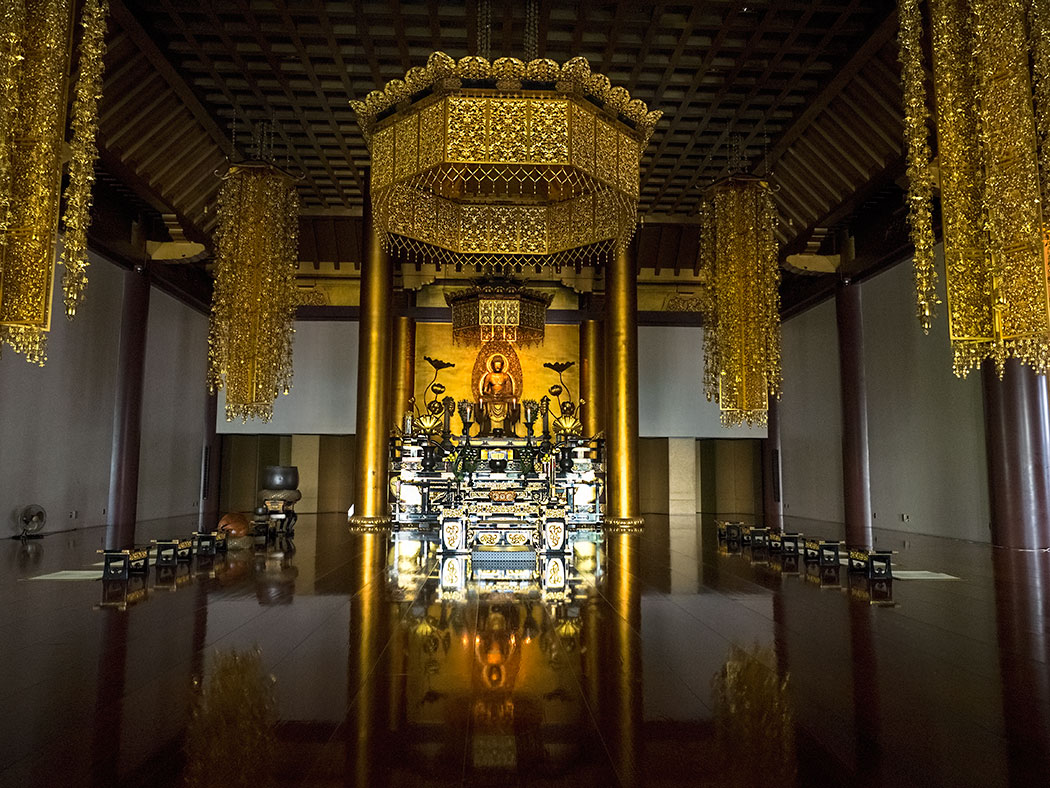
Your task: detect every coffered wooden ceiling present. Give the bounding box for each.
[96,0,906,283]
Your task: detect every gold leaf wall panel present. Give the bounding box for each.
[412,321,579,416]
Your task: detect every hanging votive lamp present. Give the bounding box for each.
[0,0,109,365]
[207,162,301,422]
[697,176,782,427]
[445,279,553,346]
[351,52,660,271]
[898,0,1050,376]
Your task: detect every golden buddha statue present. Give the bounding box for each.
[478,353,519,435]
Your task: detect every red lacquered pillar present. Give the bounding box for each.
[106,263,150,550]
[981,358,1050,549]
[836,279,873,548]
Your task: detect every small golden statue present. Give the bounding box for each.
[477,352,520,435]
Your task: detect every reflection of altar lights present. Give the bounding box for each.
[388,532,602,602]
[387,533,606,777]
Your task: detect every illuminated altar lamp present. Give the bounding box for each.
[206,162,301,422]
[0,0,108,365]
[445,279,553,346]
[696,176,781,427]
[350,52,660,272]
[898,0,1050,376]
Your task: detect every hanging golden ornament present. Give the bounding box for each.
[697,176,782,428]
[207,162,301,422]
[445,279,553,346]
[899,0,1050,377]
[351,52,660,271]
[0,0,108,365]
[897,0,938,334]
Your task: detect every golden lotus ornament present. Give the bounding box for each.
[352,52,660,270]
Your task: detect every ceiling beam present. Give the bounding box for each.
[108,0,233,155]
[753,8,899,179]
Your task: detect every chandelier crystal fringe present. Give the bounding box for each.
[898,0,1050,377]
[897,0,938,334]
[351,52,660,272]
[0,0,108,365]
[207,163,301,423]
[61,0,109,319]
[697,177,782,428]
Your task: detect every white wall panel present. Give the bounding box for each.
[138,288,210,521]
[779,298,845,526]
[638,325,766,439]
[0,251,123,530]
[216,321,359,435]
[860,250,989,541]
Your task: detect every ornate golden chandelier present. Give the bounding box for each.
[207,162,301,422]
[351,52,660,270]
[899,0,1050,376]
[0,0,108,364]
[697,176,782,427]
[446,279,553,346]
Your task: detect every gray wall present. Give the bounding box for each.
[0,250,210,531]
[860,251,989,541]
[138,287,210,521]
[778,251,991,541]
[780,298,845,526]
[638,325,767,439]
[216,320,359,434]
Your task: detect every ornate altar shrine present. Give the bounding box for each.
[389,345,604,563]
[391,432,604,553]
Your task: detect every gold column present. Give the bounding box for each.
[604,241,643,529]
[604,531,642,786]
[391,315,415,430]
[350,183,393,527]
[345,531,388,786]
[580,319,604,437]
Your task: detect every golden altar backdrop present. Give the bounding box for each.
[412,322,579,417]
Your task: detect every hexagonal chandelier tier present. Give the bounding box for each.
[352,52,661,270]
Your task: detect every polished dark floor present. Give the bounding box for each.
[2,513,1048,787]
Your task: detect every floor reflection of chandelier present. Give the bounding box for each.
[351,52,660,271]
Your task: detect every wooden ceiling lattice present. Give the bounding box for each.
[114,1,897,228]
[92,0,908,298]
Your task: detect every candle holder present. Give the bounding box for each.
[440,396,456,453]
[522,398,540,444]
[457,399,475,444]
[539,395,552,454]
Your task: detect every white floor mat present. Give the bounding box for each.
[27,570,100,581]
[892,570,960,581]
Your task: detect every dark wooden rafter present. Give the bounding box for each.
[655,5,800,211]
[99,1,236,245]
[669,1,862,212]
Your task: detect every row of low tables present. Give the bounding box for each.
[716,521,894,580]
[99,531,231,581]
